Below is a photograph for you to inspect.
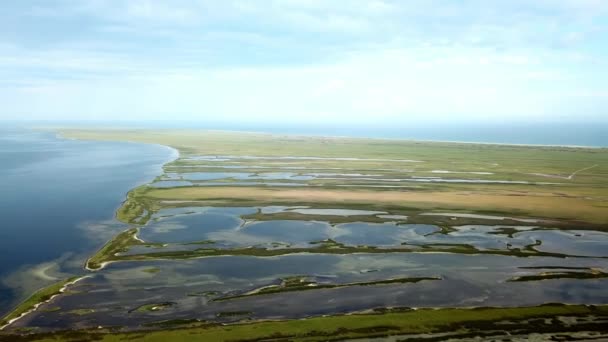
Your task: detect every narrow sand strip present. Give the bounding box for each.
[1,276,90,331]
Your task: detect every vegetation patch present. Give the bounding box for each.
[86,229,162,270]
[215,275,441,301]
[187,290,221,298]
[113,241,575,264]
[4,304,608,341]
[67,309,95,316]
[141,267,161,274]
[215,311,252,318]
[117,187,151,224]
[1,277,79,328]
[508,269,608,282]
[131,302,175,313]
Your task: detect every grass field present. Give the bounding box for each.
[3,304,607,341]
[56,129,608,227]
[141,186,608,223]
[0,278,80,328]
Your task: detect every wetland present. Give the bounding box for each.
[2,129,608,341]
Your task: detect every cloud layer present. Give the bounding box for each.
[1,0,607,123]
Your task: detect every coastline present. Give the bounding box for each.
[1,128,607,340]
[0,131,179,329]
[48,126,608,150]
[0,276,89,331]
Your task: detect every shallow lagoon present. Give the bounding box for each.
[15,253,608,329]
[132,207,608,257]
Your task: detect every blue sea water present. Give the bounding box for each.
[0,129,175,314]
[17,121,606,147]
[218,122,608,147]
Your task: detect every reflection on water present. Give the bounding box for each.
[287,208,387,216]
[140,211,244,244]
[519,230,608,257]
[14,253,608,330]
[134,207,608,257]
[6,205,608,331]
[0,129,175,314]
[5,133,608,331]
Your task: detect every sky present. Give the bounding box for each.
[1,0,607,125]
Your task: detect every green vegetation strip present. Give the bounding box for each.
[216,276,440,301]
[86,228,162,270]
[4,304,608,342]
[131,303,175,314]
[86,229,141,270]
[508,270,608,282]
[116,187,158,225]
[108,241,577,264]
[1,277,79,327]
[86,229,596,270]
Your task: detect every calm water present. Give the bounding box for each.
[257,122,608,147]
[0,129,175,314]
[8,121,608,147]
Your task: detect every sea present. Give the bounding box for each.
[0,128,175,315]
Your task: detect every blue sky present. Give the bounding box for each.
[1,0,607,124]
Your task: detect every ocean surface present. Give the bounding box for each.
[217,122,608,147]
[14,121,607,147]
[0,129,175,315]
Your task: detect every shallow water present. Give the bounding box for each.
[140,211,245,244]
[421,212,542,223]
[518,230,608,257]
[286,208,387,216]
[139,207,442,249]
[14,253,608,330]
[0,129,175,314]
[133,207,608,257]
[4,127,608,330]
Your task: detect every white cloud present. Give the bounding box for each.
[2,46,577,122]
[1,1,607,122]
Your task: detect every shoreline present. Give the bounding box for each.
[1,131,180,328]
[3,128,606,337]
[0,276,90,331]
[48,126,608,149]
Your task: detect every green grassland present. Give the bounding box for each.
[508,269,608,282]
[0,278,80,328]
[59,128,608,224]
[3,304,608,342]
[58,129,608,167]
[85,228,143,270]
